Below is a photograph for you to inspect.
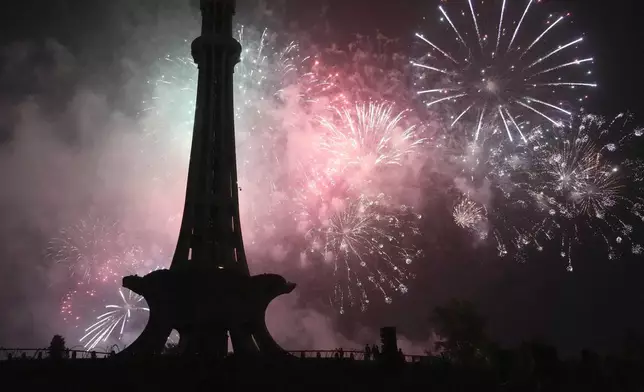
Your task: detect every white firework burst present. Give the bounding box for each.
[80,288,149,351]
[412,0,596,142]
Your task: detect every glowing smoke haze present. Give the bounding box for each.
[1,0,642,356]
[0,2,432,351]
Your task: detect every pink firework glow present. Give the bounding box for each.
[318,102,426,181]
[43,27,431,349]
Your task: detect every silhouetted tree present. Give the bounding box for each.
[519,339,561,389]
[526,340,559,377]
[430,299,489,366]
[623,329,644,362]
[48,335,67,360]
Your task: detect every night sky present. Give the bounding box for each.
[1,0,643,355]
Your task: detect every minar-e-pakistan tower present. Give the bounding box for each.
[119,0,296,358]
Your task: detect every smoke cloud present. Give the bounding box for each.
[0,1,431,353]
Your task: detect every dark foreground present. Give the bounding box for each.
[2,355,644,391]
[1,357,428,391]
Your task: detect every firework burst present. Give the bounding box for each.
[453,196,488,240]
[236,26,301,105]
[140,26,305,161]
[452,113,644,270]
[47,215,143,284]
[290,99,428,313]
[297,189,422,313]
[60,285,99,325]
[139,26,309,247]
[412,0,595,141]
[303,33,410,104]
[519,113,644,269]
[318,102,426,186]
[108,25,431,320]
[80,288,149,350]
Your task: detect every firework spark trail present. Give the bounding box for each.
[318,102,426,175]
[80,288,149,350]
[452,113,644,270]
[302,33,411,105]
[236,26,304,109]
[453,196,488,240]
[60,286,98,324]
[519,113,644,269]
[61,26,340,345]
[48,213,157,349]
[138,27,429,314]
[299,192,422,313]
[66,265,170,349]
[55,25,345,346]
[139,26,315,248]
[55,25,434,344]
[413,0,596,141]
[292,99,428,312]
[46,216,143,284]
[141,27,301,151]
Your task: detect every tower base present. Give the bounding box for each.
[117,267,296,358]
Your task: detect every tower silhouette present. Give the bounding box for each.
[172,0,247,274]
[119,0,296,358]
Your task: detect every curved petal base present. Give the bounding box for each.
[118,268,295,358]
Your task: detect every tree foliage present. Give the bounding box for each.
[48,335,67,360]
[431,299,489,365]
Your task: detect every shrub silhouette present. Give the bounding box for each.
[48,335,67,360]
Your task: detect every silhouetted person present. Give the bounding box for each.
[365,344,372,360]
[398,348,405,363]
[339,348,344,358]
[316,352,321,359]
[372,344,380,358]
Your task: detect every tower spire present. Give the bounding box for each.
[172,0,248,274]
[119,0,295,358]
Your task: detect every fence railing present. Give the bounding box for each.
[0,348,113,361]
[0,348,426,363]
[287,350,426,363]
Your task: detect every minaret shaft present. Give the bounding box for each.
[172,0,248,275]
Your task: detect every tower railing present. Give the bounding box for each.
[288,350,427,363]
[0,348,426,363]
[0,348,113,360]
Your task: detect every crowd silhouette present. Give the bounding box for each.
[1,300,643,390]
